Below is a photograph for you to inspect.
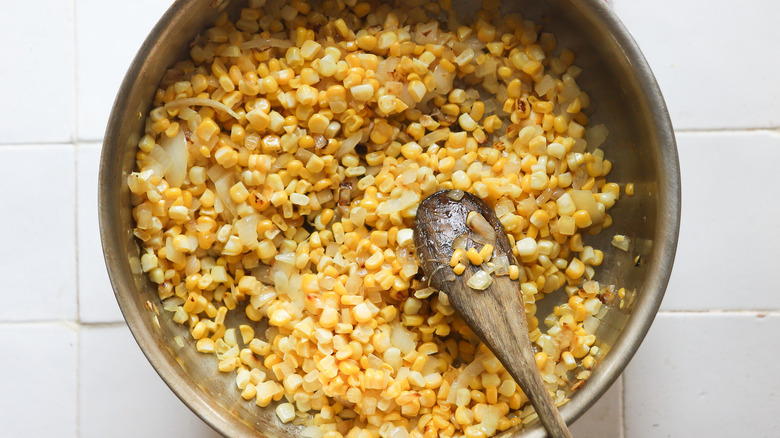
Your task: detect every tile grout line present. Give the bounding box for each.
[657,309,780,314]
[73,142,81,438]
[674,127,780,134]
[620,375,626,438]
[80,321,127,328]
[0,320,126,327]
[72,0,80,145]
[71,0,81,436]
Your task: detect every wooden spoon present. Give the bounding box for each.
[413,190,572,438]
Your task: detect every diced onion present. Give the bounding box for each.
[611,234,630,251]
[570,189,605,224]
[390,321,417,354]
[493,255,510,276]
[480,406,501,436]
[585,124,609,149]
[387,426,410,438]
[236,215,260,245]
[560,81,581,102]
[467,211,496,242]
[433,63,455,94]
[413,287,436,299]
[376,57,400,82]
[414,22,439,44]
[162,296,185,312]
[534,74,556,96]
[583,315,601,334]
[300,425,324,438]
[377,190,419,215]
[451,233,468,250]
[467,270,493,290]
[447,189,465,201]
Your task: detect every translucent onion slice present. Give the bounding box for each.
[165,97,241,119]
[240,38,294,50]
[447,353,488,403]
[335,132,361,158]
[160,128,187,187]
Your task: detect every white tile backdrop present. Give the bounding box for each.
[1,0,778,436]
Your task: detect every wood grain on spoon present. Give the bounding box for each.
[414,190,572,438]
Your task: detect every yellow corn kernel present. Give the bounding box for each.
[196,118,219,141]
[356,34,377,51]
[466,248,483,265]
[478,244,493,262]
[450,249,465,268]
[408,80,427,102]
[508,265,520,280]
[573,209,592,228]
[308,113,330,135]
[530,209,550,228]
[451,170,471,190]
[229,182,250,203]
[561,351,577,370]
[565,257,585,279]
[535,351,548,369]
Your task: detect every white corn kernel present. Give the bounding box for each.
[275,402,296,423]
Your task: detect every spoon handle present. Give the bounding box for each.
[442,273,573,438]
